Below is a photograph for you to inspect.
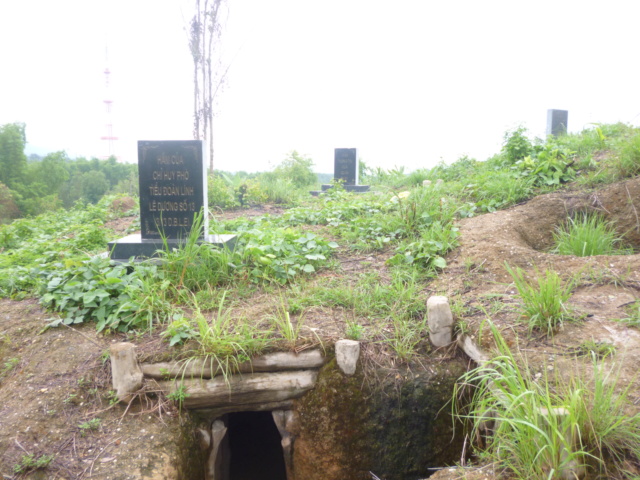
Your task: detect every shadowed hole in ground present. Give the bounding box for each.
[227,411,287,480]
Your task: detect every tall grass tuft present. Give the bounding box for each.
[160,210,237,290]
[269,300,306,350]
[385,311,427,362]
[505,263,575,335]
[552,213,629,257]
[615,133,640,178]
[189,292,271,380]
[454,321,640,479]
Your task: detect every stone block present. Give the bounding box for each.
[427,296,453,347]
[335,339,360,375]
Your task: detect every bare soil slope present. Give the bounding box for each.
[0,299,188,479]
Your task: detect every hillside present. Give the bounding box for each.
[2,124,640,479]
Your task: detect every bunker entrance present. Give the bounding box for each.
[227,411,287,480]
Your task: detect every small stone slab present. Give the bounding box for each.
[320,184,370,193]
[141,349,325,379]
[158,370,318,409]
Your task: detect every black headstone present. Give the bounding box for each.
[334,148,358,185]
[546,109,568,136]
[108,140,236,261]
[138,140,207,239]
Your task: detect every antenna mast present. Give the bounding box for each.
[101,44,119,160]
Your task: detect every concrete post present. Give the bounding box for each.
[110,342,143,403]
[335,340,360,375]
[427,296,454,347]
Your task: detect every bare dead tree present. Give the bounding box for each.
[189,0,228,171]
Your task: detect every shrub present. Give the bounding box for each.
[208,173,239,209]
[515,143,576,187]
[274,150,317,188]
[501,127,533,165]
[257,174,299,204]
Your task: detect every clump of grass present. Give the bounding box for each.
[614,300,640,329]
[269,300,306,350]
[189,292,272,380]
[454,321,640,479]
[13,453,54,474]
[573,339,616,359]
[345,320,365,340]
[0,356,19,380]
[78,417,102,436]
[552,213,629,257]
[505,263,575,335]
[160,210,236,291]
[614,133,640,178]
[167,383,190,411]
[385,312,427,362]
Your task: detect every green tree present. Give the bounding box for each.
[274,151,316,188]
[0,182,20,222]
[81,171,110,204]
[0,123,27,188]
[501,126,533,165]
[27,151,70,196]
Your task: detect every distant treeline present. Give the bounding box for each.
[0,122,336,221]
[0,123,137,221]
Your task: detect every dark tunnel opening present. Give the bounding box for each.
[227,411,287,480]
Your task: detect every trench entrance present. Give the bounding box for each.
[227,411,287,480]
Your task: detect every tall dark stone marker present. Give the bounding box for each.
[547,109,568,136]
[334,148,358,185]
[108,140,235,260]
[138,140,207,239]
[317,147,369,194]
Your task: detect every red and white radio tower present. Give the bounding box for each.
[101,49,119,160]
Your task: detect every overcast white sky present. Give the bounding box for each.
[1,1,638,173]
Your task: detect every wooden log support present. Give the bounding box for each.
[193,401,294,419]
[457,334,489,365]
[157,370,318,410]
[110,342,144,403]
[141,350,325,380]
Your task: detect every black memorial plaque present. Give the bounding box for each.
[138,140,207,240]
[334,148,358,185]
